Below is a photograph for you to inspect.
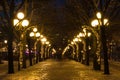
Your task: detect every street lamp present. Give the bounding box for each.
[41,37,47,60]
[46,41,50,45]
[14,12,29,70]
[91,12,109,27]
[45,41,51,59]
[73,37,83,62]
[77,28,92,65]
[41,37,47,43]
[30,28,40,37]
[84,29,91,66]
[72,38,78,61]
[30,32,40,37]
[14,12,29,28]
[17,12,24,19]
[33,35,50,61]
[29,28,40,65]
[91,12,109,74]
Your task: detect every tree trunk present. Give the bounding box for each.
[85,37,89,66]
[29,50,33,66]
[8,33,14,73]
[101,26,109,74]
[0,53,3,64]
[28,39,32,66]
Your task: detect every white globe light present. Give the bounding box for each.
[88,32,91,37]
[33,28,37,32]
[73,38,78,42]
[91,19,99,27]
[96,12,101,19]
[41,38,47,42]
[71,41,74,44]
[17,12,24,19]
[29,32,34,37]
[13,19,19,26]
[46,41,49,44]
[4,40,7,44]
[22,19,29,27]
[36,32,40,37]
[104,19,108,25]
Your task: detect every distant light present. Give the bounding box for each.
[79,39,82,42]
[46,41,49,44]
[87,32,91,37]
[79,32,85,37]
[73,38,78,42]
[83,28,86,33]
[41,38,47,42]
[49,44,51,46]
[59,48,62,50]
[71,42,74,44]
[63,38,65,40]
[26,45,28,47]
[40,35,43,38]
[4,40,7,44]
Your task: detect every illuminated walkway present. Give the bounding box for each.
[0,59,120,80]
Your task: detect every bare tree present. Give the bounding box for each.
[0,0,25,74]
[65,0,120,74]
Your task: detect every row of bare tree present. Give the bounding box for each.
[0,0,120,74]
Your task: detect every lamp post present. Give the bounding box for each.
[68,42,76,60]
[29,28,40,65]
[41,37,47,60]
[91,12,109,74]
[77,31,91,65]
[83,28,91,66]
[14,12,29,70]
[47,43,51,58]
[33,35,44,62]
[77,32,86,64]
[45,41,50,59]
[81,25,101,70]
[73,38,78,60]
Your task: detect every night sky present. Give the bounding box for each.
[55,0,65,7]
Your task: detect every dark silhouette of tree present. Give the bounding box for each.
[0,0,25,74]
[65,0,120,74]
[65,0,120,30]
[28,0,120,62]
[0,0,119,74]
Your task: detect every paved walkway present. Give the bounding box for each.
[0,59,120,80]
